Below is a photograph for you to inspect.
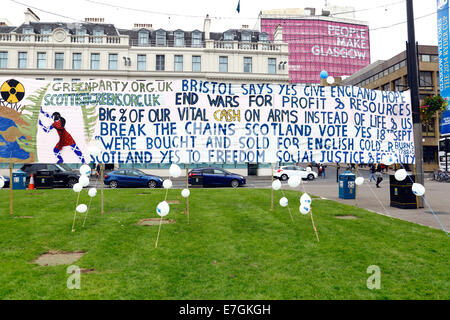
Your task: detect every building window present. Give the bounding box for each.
[259,33,269,42]
[40,27,51,41]
[423,145,438,163]
[174,31,184,47]
[55,53,64,69]
[422,121,436,137]
[93,28,104,43]
[421,54,431,62]
[18,52,27,69]
[76,28,86,43]
[23,27,33,41]
[268,58,276,74]
[72,53,82,69]
[219,56,228,72]
[241,32,251,42]
[192,31,202,47]
[224,32,234,41]
[244,57,252,73]
[138,30,149,45]
[37,52,47,69]
[0,52,7,68]
[419,71,433,87]
[156,55,165,71]
[137,54,146,71]
[91,53,100,70]
[393,78,403,91]
[109,54,118,70]
[174,55,183,72]
[156,30,166,46]
[382,83,390,91]
[192,55,201,72]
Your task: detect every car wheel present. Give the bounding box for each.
[67,178,77,188]
[147,180,157,188]
[110,180,119,189]
[308,174,315,180]
[281,174,288,181]
[230,179,239,188]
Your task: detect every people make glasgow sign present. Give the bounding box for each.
[0,78,414,165]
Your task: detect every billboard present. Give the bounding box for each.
[437,0,450,135]
[261,18,370,84]
[0,78,414,164]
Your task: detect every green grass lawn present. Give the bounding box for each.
[0,188,448,300]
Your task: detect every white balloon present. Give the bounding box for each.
[395,169,407,181]
[169,164,182,178]
[327,76,335,84]
[279,197,288,207]
[355,177,365,186]
[0,175,4,180]
[156,201,170,217]
[181,188,190,198]
[300,193,312,205]
[163,179,173,189]
[412,183,425,197]
[87,145,101,157]
[0,179,4,189]
[272,179,282,191]
[288,176,301,188]
[299,204,311,215]
[382,154,395,165]
[72,183,82,193]
[79,164,91,176]
[79,175,90,187]
[76,204,88,213]
[88,187,97,198]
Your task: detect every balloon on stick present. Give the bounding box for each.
[0,179,4,189]
[300,193,312,205]
[72,183,82,193]
[163,179,173,189]
[355,177,364,186]
[79,175,90,187]
[169,164,182,178]
[76,204,88,213]
[156,201,170,217]
[412,183,425,197]
[79,164,91,176]
[279,197,289,207]
[299,204,311,215]
[272,179,281,191]
[88,188,97,198]
[181,188,190,198]
[395,169,407,181]
[288,176,301,188]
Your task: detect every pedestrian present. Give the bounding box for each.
[375,164,383,188]
[322,164,326,179]
[369,164,376,182]
[318,165,323,177]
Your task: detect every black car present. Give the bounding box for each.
[20,163,81,188]
[188,167,246,188]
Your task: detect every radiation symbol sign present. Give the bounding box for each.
[1,79,25,104]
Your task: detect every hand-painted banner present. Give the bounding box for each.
[0,77,415,164]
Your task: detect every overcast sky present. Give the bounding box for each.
[3,0,438,63]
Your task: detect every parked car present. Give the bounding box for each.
[188,167,246,188]
[273,165,317,181]
[0,175,10,188]
[19,163,81,188]
[104,169,163,188]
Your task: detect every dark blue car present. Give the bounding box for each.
[104,169,163,188]
[188,167,246,188]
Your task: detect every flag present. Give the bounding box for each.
[236,0,240,13]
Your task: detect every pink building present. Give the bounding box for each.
[260,8,370,84]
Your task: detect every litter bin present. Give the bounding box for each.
[35,169,54,189]
[339,171,356,199]
[390,174,417,209]
[12,170,27,190]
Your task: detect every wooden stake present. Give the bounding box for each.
[101,164,104,215]
[9,162,13,216]
[310,210,320,242]
[185,164,189,224]
[270,163,274,211]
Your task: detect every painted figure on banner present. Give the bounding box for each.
[39,109,85,163]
